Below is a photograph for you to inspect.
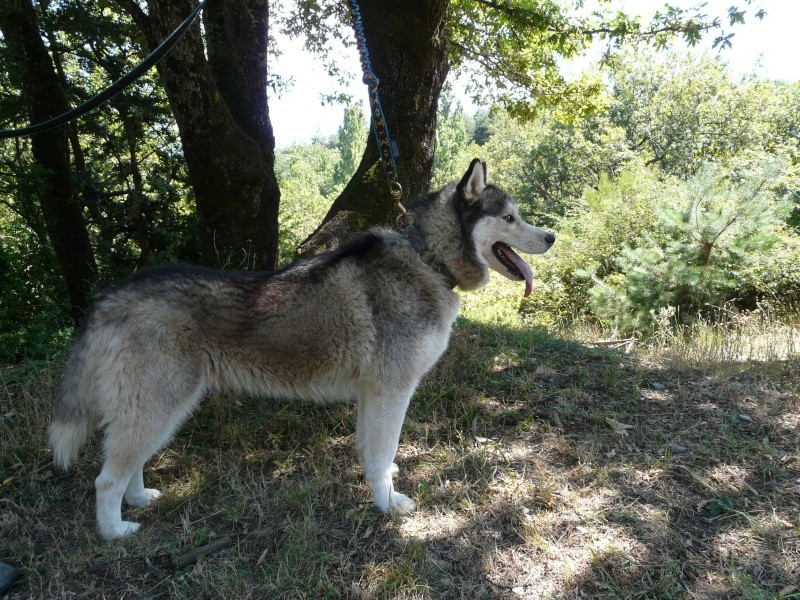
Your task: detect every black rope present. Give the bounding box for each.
[0,0,207,140]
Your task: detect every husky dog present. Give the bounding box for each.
[50,159,555,540]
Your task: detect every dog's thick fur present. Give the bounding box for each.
[50,160,555,539]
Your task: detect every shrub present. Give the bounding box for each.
[589,162,799,334]
[0,215,74,362]
[521,161,672,323]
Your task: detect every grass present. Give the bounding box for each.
[1,273,799,598]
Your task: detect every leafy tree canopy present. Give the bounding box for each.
[280,0,766,120]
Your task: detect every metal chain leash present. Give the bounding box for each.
[347,0,409,223]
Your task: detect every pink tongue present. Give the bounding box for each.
[499,245,533,297]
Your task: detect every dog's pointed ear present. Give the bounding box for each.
[459,158,487,202]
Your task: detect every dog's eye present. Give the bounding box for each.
[503,214,514,223]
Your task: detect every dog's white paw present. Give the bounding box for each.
[100,520,141,540]
[389,491,416,513]
[124,488,162,508]
[390,463,399,477]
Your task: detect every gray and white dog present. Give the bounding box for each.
[50,159,555,540]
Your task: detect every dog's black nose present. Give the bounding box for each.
[545,232,556,245]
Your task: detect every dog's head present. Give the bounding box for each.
[458,159,555,297]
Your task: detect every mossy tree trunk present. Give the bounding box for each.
[120,0,281,270]
[298,0,450,255]
[0,0,98,326]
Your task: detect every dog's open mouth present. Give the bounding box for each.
[492,242,533,297]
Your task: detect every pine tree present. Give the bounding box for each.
[591,162,794,333]
[432,92,471,187]
[332,103,367,188]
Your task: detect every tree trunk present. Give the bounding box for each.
[121,0,280,270]
[298,0,450,255]
[0,0,98,325]
[203,0,281,267]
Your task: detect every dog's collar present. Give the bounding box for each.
[401,223,459,289]
[403,223,428,254]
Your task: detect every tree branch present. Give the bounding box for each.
[115,0,149,31]
[448,39,559,98]
[468,0,719,40]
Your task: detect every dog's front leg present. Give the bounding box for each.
[356,389,416,513]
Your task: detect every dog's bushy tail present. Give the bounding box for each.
[49,338,96,470]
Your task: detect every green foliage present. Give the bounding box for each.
[478,109,634,225]
[469,108,493,146]
[332,102,367,187]
[463,47,800,335]
[445,0,761,120]
[465,49,800,230]
[287,0,755,121]
[0,1,197,272]
[521,158,800,334]
[431,92,475,188]
[44,1,195,269]
[447,0,594,118]
[589,162,799,333]
[276,140,340,264]
[609,49,800,177]
[520,162,671,325]
[0,207,72,362]
[0,1,198,361]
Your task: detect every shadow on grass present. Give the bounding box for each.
[1,316,798,598]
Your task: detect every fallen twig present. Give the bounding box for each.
[589,338,636,352]
[173,536,233,570]
[675,464,716,491]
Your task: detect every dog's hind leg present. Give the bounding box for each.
[95,426,157,540]
[124,464,162,508]
[357,387,416,514]
[95,374,206,540]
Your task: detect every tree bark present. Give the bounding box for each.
[298,0,450,255]
[0,0,98,325]
[120,0,280,270]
